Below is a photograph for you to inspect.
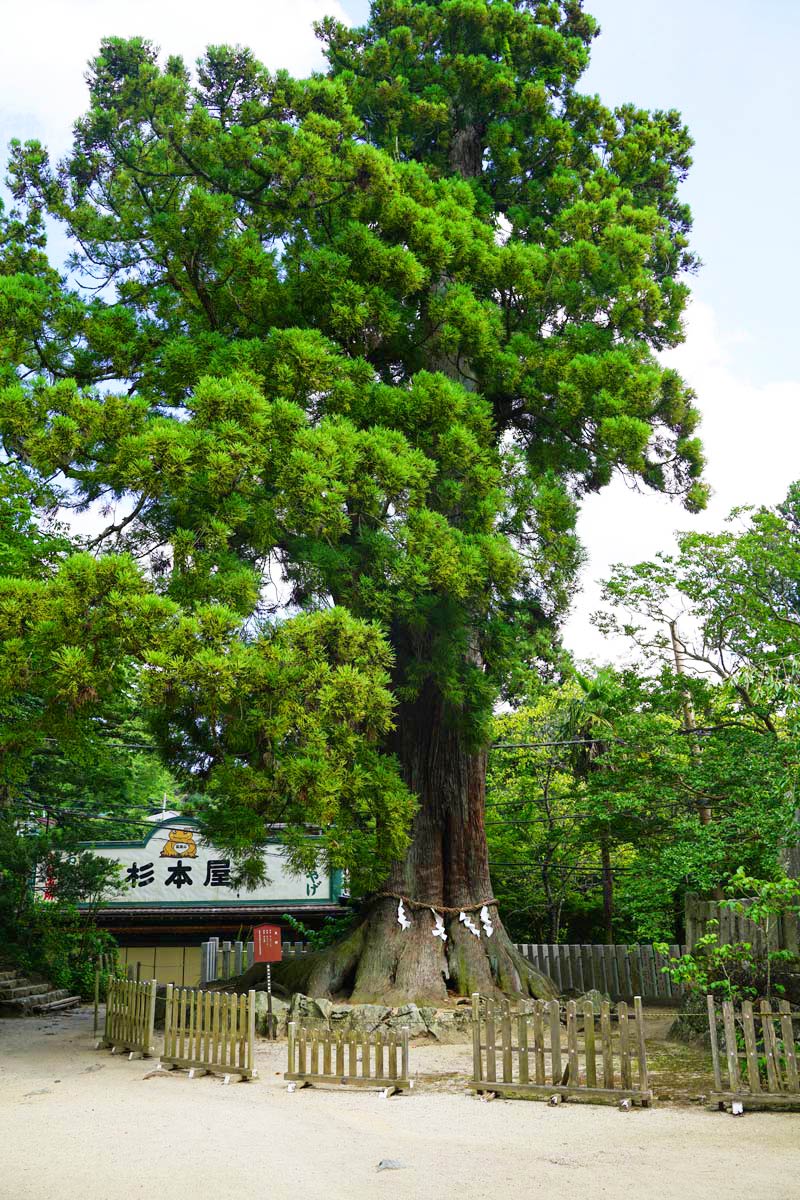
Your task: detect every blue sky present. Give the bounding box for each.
[580,0,800,388]
[1,1,798,661]
[345,0,800,387]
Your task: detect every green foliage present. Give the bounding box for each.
[0,5,706,934]
[656,927,768,1004]
[0,7,702,721]
[596,484,800,730]
[487,656,800,944]
[0,550,413,885]
[281,910,356,951]
[658,876,800,1005]
[12,901,118,998]
[0,812,120,996]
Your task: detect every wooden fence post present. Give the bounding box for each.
[471,994,481,1084]
[93,966,101,1038]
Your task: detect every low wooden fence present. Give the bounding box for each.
[513,943,684,1002]
[201,938,679,1000]
[200,937,309,984]
[470,993,651,1106]
[286,1022,411,1094]
[707,996,800,1110]
[99,976,157,1059]
[159,985,257,1081]
[93,952,117,1037]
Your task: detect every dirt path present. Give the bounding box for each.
[1,1007,799,1200]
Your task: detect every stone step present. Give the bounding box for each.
[0,988,76,1016]
[0,983,46,1000]
[0,970,18,982]
[30,994,81,1013]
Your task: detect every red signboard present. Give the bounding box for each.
[253,924,282,963]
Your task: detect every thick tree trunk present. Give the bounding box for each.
[601,838,614,944]
[278,682,556,1004]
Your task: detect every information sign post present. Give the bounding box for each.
[253,924,282,1039]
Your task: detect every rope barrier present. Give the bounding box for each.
[374,891,497,914]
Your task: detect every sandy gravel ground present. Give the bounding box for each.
[2,1006,799,1200]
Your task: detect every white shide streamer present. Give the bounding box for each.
[397,899,411,930]
[459,911,481,938]
[430,909,448,941]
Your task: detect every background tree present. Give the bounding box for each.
[0,1,705,1000]
[487,662,797,945]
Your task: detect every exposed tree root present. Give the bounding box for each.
[254,900,558,1004]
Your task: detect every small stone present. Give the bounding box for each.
[575,989,610,1015]
[376,1160,406,1171]
[385,1004,427,1038]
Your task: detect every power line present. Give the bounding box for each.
[491,739,624,749]
[484,798,685,820]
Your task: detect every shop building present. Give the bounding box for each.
[80,816,343,986]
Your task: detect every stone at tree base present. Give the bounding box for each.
[385,1004,428,1038]
[420,1007,474,1042]
[341,1003,392,1033]
[516,998,540,1015]
[274,993,480,1041]
[287,993,333,1029]
[575,989,610,1014]
[253,992,289,1036]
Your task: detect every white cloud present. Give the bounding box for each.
[563,300,800,664]
[0,0,346,157]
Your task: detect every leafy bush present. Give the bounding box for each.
[281,911,355,951]
[10,899,117,998]
[1,813,121,997]
[656,924,792,1004]
[657,872,800,1044]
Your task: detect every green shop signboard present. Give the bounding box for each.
[81,818,338,907]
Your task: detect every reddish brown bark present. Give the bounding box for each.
[280,682,556,1003]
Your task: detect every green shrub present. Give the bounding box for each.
[9,900,117,998]
[281,910,355,951]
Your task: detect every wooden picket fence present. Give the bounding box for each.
[470,993,651,1106]
[200,937,310,984]
[707,996,800,1110]
[92,952,118,1037]
[514,943,684,1002]
[159,985,257,1081]
[99,976,158,1058]
[286,1021,411,1094]
[687,895,799,954]
[201,937,682,1000]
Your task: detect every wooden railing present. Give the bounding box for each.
[99,976,157,1059]
[470,993,651,1106]
[707,996,800,1110]
[159,985,257,1082]
[286,1022,411,1094]
[200,937,310,984]
[200,937,681,1000]
[513,943,684,1002]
